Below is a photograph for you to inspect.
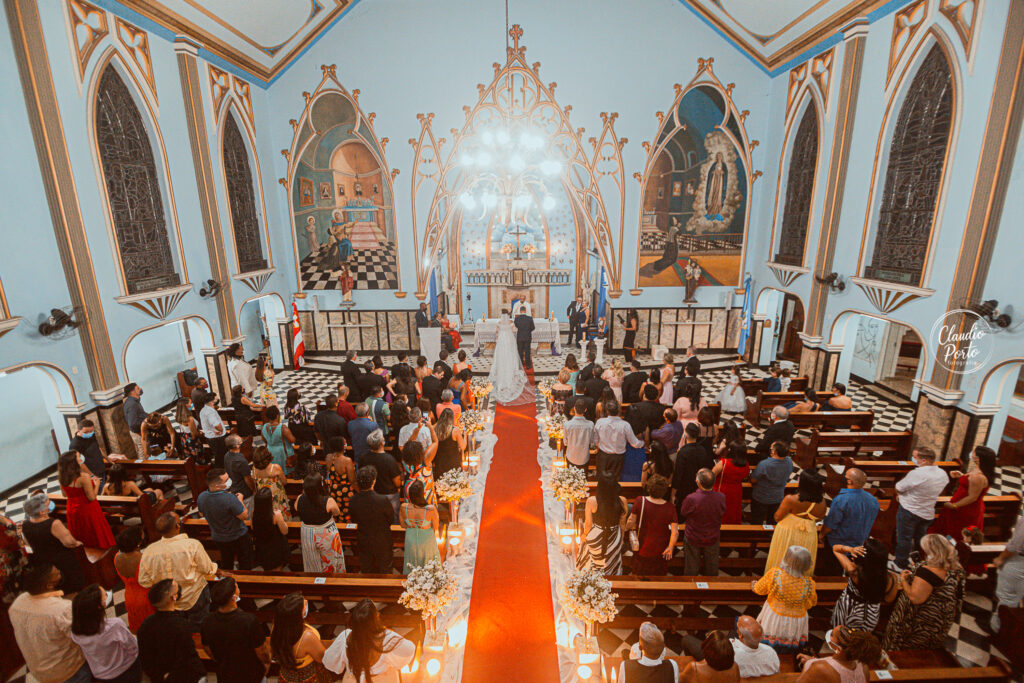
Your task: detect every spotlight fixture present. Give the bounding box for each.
[970,299,1012,329]
[199,279,221,298]
[38,308,81,336]
[814,272,846,293]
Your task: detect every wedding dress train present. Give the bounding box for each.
[487,315,535,406]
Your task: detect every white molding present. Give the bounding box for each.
[798,332,824,347]
[232,267,275,293]
[966,402,1003,417]
[766,262,810,288]
[89,385,129,407]
[822,343,845,353]
[0,316,22,338]
[114,283,193,320]
[913,379,964,406]
[850,277,934,315]
[56,403,89,416]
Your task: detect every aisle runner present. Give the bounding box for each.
[463,399,560,682]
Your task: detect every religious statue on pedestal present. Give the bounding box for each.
[684,258,702,303]
[339,263,355,305]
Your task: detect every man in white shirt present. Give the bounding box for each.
[892,446,949,569]
[731,615,779,678]
[226,343,257,397]
[563,403,595,469]
[198,392,227,468]
[593,401,643,481]
[623,622,678,681]
[397,407,435,450]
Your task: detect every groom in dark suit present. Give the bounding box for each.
[514,308,535,370]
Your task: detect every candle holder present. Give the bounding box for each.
[557,522,575,554]
[447,522,465,556]
[574,625,601,681]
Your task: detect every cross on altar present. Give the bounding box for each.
[505,223,530,260]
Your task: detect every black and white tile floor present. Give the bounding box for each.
[1,355,1018,678]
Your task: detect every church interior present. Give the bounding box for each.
[2,0,1024,681]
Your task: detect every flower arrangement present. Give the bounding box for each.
[523,243,537,255]
[544,413,566,441]
[537,378,555,400]
[470,382,493,402]
[458,409,491,434]
[559,567,618,625]
[500,243,515,255]
[399,559,460,620]
[435,468,476,502]
[550,465,587,504]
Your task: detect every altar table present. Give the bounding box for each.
[472,318,561,355]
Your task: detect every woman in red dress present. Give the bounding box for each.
[58,450,115,549]
[436,312,462,349]
[113,525,154,631]
[930,445,996,538]
[712,441,750,524]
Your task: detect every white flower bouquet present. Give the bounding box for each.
[537,378,555,400]
[470,382,493,402]
[544,413,566,440]
[435,468,476,502]
[559,567,618,625]
[399,559,460,619]
[458,409,490,434]
[550,465,587,504]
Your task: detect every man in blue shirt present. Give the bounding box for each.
[749,441,793,524]
[197,468,253,570]
[347,402,379,464]
[819,467,879,575]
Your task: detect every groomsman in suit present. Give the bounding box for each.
[683,346,701,377]
[415,302,433,329]
[566,296,584,348]
[514,308,536,369]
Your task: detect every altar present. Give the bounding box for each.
[472,318,562,355]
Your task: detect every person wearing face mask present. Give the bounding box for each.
[21,491,86,594]
[122,383,147,459]
[70,584,140,683]
[67,419,115,491]
[197,468,254,571]
[137,579,205,683]
[200,577,269,683]
[270,592,332,683]
[891,447,949,571]
[58,451,115,549]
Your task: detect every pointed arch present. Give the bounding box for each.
[87,48,187,296]
[771,92,821,267]
[217,98,272,274]
[857,29,960,289]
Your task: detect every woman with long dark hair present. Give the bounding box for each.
[284,388,316,444]
[930,445,997,538]
[562,353,580,390]
[70,584,140,682]
[173,397,202,463]
[765,471,827,574]
[577,474,628,575]
[641,441,674,489]
[323,599,415,682]
[256,355,278,407]
[252,445,290,516]
[101,463,163,503]
[253,487,291,571]
[295,473,345,573]
[830,538,898,631]
[271,593,332,683]
[387,364,417,406]
[712,441,749,524]
[230,383,262,440]
[113,526,153,631]
[58,451,115,549]
[673,382,706,430]
[400,480,440,573]
[261,404,295,472]
[432,408,465,481]
[622,309,639,363]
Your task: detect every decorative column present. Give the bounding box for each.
[5,0,120,390]
[911,383,997,460]
[88,387,137,458]
[745,315,767,366]
[202,346,233,405]
[805,19,868,335]
[797,334,842,391]
[174,37,239,342]
[928,2,1024,392]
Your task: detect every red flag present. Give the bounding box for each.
[291,303,305,370]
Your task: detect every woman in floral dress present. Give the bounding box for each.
[256,356,278,408]
[324,437,355,522]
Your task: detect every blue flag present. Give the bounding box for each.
[737,274,753,357]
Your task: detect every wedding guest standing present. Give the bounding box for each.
[712,442,749,525]
[70,584,141,683]
[20,491,86,594]
[576,475,628,575]
[270,593,332,683]
[113,527,154,632]
[399,481,441,573]
[764,471,827,575]
[295,473,345,574]
[322,599,416,681]
[882,534,965,650]
[753,546,817,654]
[930,445,995,538]
[200,577,269,683]
[9,563,88,683]
[626,475,678,576]
[137,579,205,683]
[58,451,115,549]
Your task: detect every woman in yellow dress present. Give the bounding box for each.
[753,545,818,653]
[764,471,827,575]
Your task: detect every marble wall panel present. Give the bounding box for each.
[387,311,410,349]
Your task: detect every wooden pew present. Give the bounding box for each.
[742,664,1012,682]
[739,375,808,396]
[746,391,825,427]
[48,491,177,543]
[794,430,914,470]
[120,457,208,503]
[226,569,407,603]
[823,458,959,497]
[871,494,1021,551]
[588,480,799,502]
[789,411,874,432]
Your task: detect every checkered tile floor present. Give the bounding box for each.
[639,229,744,254]
[298,240,399,290]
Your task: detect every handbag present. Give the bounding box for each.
[629,496,645,552]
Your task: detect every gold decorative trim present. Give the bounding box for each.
[281,63,402,293]
[0,316,22,340]
[632,57,761,290]
[810,48,835,110]
[938,0,978,59]
[887,0,929,88]
[113,17,156,101]
[207,64,230,117]
[786,63,808,120]
[65,0,107,80]
[849,276,934,314]
[408,26,622,299]
[114,283,193,320]
[232,268,274,293]
[767,262,810,288]
[589,112,628,299]
[231,76,254,128]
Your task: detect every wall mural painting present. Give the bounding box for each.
[637,73,755,290]
[284,71,399,292]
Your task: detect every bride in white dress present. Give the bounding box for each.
[487,309,535,405]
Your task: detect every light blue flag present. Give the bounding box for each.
[737,274,754,357]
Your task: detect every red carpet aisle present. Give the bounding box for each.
[462,391,560,682]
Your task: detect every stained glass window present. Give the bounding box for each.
[95,67,180,294]
[865,45,953,286]
[222,114,267,273]
[774,103,819,266]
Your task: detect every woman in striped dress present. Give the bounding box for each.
[576,475,628,575]
[830,539,897,631]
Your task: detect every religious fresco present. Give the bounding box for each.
[637,84,749,288]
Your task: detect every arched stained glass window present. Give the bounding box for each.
[774,103,819,266]
[95,67,180,294]
[223,114,267,273]
[865,44,953,285]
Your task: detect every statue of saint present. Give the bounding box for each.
[684,259,702,303]
[304,216,320,256]
[704,152,726,221]
[339,263,355,303]
[354,181,364,197]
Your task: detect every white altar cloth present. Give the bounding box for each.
[472,317,561,355]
